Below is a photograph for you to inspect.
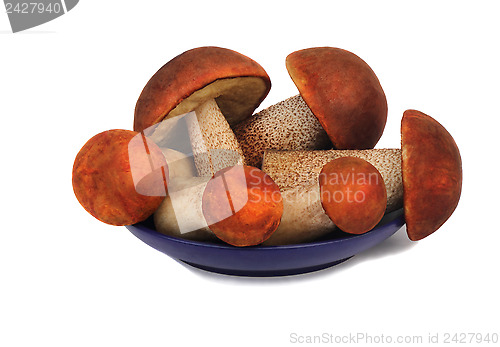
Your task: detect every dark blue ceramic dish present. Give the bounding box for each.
[126,208,405,277]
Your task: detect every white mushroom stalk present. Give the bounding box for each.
[262,182,336,246]
[159,147,197,179]
[154,176,217,241]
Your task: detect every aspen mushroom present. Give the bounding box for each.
[72,130,169,226]
[262,149,401,245]
[154,165,283,247]
[319,157,387,234]
[263,110,462,241]
[262,148,403,212]
[233,47,387,168]
[134,46,271,176]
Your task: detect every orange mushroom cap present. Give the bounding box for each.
[202,165,283,247]
[319,157,387,234]
[402,110,462,241]
[286,47,387,149]
[134,46,271,132]
[72,129,168,226]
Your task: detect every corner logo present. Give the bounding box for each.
[4,0,78,33]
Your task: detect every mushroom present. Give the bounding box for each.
[134,46,271,176]
[262,148,403,212]
[319,157,387,234]
[154,165,284,247]
[233,95,331,167]
[286,47,388,150]
[262,149,400,246]
[73,130,169,226]
[263,109,462,241]
[232,47,387,168]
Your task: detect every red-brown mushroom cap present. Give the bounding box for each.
[202,165,283,247]
[401,110,462,241]
[134,46,271,132]
[72,130,169,226]
[319,157,387,234]
[286,47,387,149]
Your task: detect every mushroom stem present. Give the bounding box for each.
[159,147,197,179]
[233,95,331,167]
[262,148,403,213]
[186,99,246,176]
[262,183,336,246]
[154,176,216,241]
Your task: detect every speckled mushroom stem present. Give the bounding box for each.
[233,95,331,168]
[186,99,246,176]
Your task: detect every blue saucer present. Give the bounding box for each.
[126,209,405,277]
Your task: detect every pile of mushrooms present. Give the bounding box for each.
[72,46,462,248]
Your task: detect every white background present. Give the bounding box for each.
[1,1,499,346]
